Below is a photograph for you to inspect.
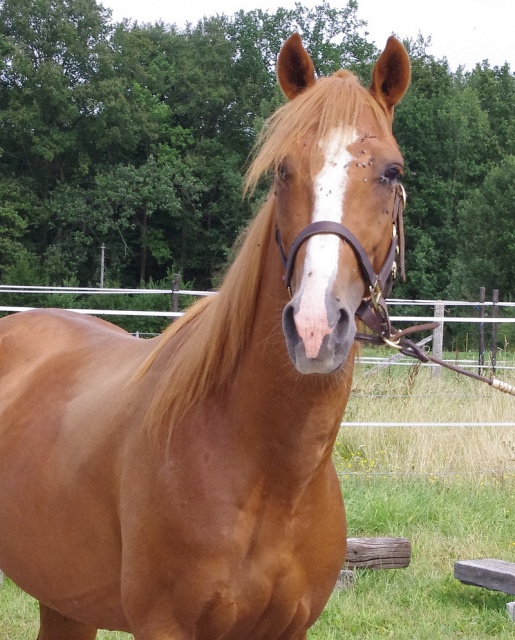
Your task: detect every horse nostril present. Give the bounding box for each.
[338,305,348,324]
[333,306,353,342]
[282,301,300,346]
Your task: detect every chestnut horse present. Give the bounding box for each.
[0,34,410,639]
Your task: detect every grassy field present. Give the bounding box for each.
[2,353,515,639]
[311,477,515,639]
[337,348,515,478]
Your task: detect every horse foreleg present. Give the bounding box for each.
[37,603,98,640]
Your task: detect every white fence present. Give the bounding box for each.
[1,286,514,478]
[4,285,515,375]
[0,284,216,318]
[1,286,513,360]
[0,286,512,320]
[2,286,513,362]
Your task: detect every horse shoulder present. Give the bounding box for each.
[0,309,154,444]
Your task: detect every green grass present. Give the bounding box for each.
[313,355,515,639]
[2,355,515,638]
[338,350,515,478]
[0,578,39,638]
[310,477,515,639]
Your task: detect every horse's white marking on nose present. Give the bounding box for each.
[295,127,357,359]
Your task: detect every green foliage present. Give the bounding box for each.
[0,0,514,317]
[392,38,508,301]
[310,478,515,640]
[0,179,29,272]
[450,155,515,300]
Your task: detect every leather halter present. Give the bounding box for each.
[275,183,515,397]
[276,182,407,342]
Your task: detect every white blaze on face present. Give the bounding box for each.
[295,127,357,359]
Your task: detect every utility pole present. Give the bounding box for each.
[100,243,106,288]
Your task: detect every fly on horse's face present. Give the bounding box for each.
[274,34,410,374]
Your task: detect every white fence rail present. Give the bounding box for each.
[0,285,215,296]
[0,287,513,321]
[0,284,213,316]
[0,290,512,351]
[340,421,515,428]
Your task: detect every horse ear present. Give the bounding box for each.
[369,36,411,116]
[277,33,316,101]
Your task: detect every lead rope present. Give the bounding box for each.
[356,327,515,396]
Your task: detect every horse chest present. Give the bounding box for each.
[123,480,340,638]
[190,494,344,638]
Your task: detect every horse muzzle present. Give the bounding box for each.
[282,298,356,374]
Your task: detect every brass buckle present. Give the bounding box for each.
[369,280,382,309]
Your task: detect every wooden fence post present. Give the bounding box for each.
[345,538,411,569]
[478,286,485,374]
[491,289,499,374]
[432,302,444,378]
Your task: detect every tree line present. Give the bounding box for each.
[0,0,514,337]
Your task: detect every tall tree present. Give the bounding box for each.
[467,62,515,159]
[449,155,515,300]
[1,0,512,307]
[0,0,113,189]
[392,40,496,299]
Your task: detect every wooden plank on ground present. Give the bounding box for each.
[345,537,411,569]
[454,559,515,595]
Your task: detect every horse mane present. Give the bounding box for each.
[137,196,276,436]
[138,67,387,437]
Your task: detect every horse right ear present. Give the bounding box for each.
[369,36,411,117]
[277,33,316,101]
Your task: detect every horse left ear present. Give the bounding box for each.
[369,36,411,116]
[277,33,317,101]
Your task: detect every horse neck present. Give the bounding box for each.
[224,223,355,492]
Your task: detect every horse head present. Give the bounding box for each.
[272,33,410,374]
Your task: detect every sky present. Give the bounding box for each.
[100,0,514,71]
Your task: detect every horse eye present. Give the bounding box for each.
[382,167,402,183]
